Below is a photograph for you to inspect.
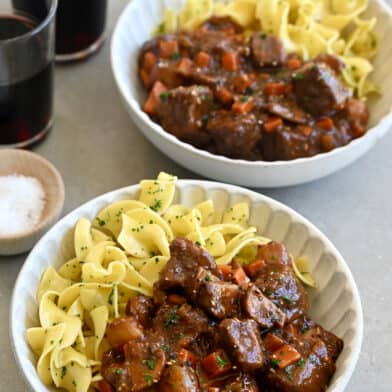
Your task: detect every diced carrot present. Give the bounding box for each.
[219,264,233,281]
[231,98,254,114]
[139,68,150,87]
[285,83,293,94]
[271,344,301,369]
[167,294,186,305]
[244,259,266,277]
[159,40,179,59]
[177,58,193,77]
[264,333,285,352]
[222,51,240,72]
[216,87,234,105]
[196,51,211,67]
[299,125,313,136]
[265,82,286,96]
[143,80,167,116]
[320,134,335,151]
[143,51,157,72]
[316,117,334,130]
[178,348,197,368]
[287,58,302,70]
[231,267,250,288]
[264,117,283,133]
[98,380,114,392]
[201,350,231,378]
[233,74,252,93]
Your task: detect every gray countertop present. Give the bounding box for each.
[1,1,391,390]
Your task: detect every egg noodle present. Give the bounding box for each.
[27,173,314,392]
[156,0,379,98]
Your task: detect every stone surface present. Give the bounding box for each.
[0,1,391,391]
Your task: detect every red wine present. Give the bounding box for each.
[0,15,53,146]
[56,0,107,56]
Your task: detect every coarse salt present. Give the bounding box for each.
[0,174,46,236]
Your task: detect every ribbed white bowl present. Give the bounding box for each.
[10,180,362,392]
[111,0,392,187]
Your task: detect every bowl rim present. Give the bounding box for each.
[10,179,363,392]
[0,149,65,242]
[111,0,392,169]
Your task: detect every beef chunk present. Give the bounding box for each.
[150,61,185,89]
[254,264,308,323]
[218,318,265,372]
[257,242,292,267]
[250,33,286,67]
[214,373,259,392]
[126,295,155,327]
[206,110,262,159]
[196,268,241,319]
[267,101,308,124]
[344,98,369,137]
[243,284,286,328]
[315,54,345,74]
[156,86,213,146]
[152,302,209,354]
[120,340,165,391]
[158,365,200,392]
[198,16,244,34]
[293,62,350,117]
[265,316,343,392]
[157,238,220,292]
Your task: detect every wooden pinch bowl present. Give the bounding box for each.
[0,149,65,256]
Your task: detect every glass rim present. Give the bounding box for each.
[0,0,57,44]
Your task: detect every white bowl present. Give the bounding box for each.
[111,0,392,188]
[10,180,362,392]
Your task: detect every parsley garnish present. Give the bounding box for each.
[265,289,274,297]
[159,91,172,102]
[205,274,212,282]
[297,359,305,367]
[60,367,67,379]
[294,72,304,80]
[283,295,293,304]
[115,368,122,375]
[241,95,249,102]
[260,33,267,39]
[96,217,106,227]
[164,309,180,327]
[108,285,115,305]
[215,353,229,368]
[170,52,181,60]
[145,358,156,370]
[143,373,154,386]
[270,358,280,369]
[285,366,293,380]
[150,199,162,212]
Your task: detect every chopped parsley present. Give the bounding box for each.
[108,285,115,305]
[265,289,274,297]
[270,358,280,369]
[145,358,156,370]
[241,95,249,102]
[260,33,267,39]
[164,309,180,327]
[150,199,162,212]
[161,343,169,352]
[60,366,67,379]
[170,51,181,60]
[159,91,172,102]
[285,366,293,380]
[283,295,293,304]
[96,217,106,227]
[215,353,229,368]
[297,359,305,367]
[294,72,304,80]
[143,373,154,386]
[205,274,212,282]
[115,368,122,375]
